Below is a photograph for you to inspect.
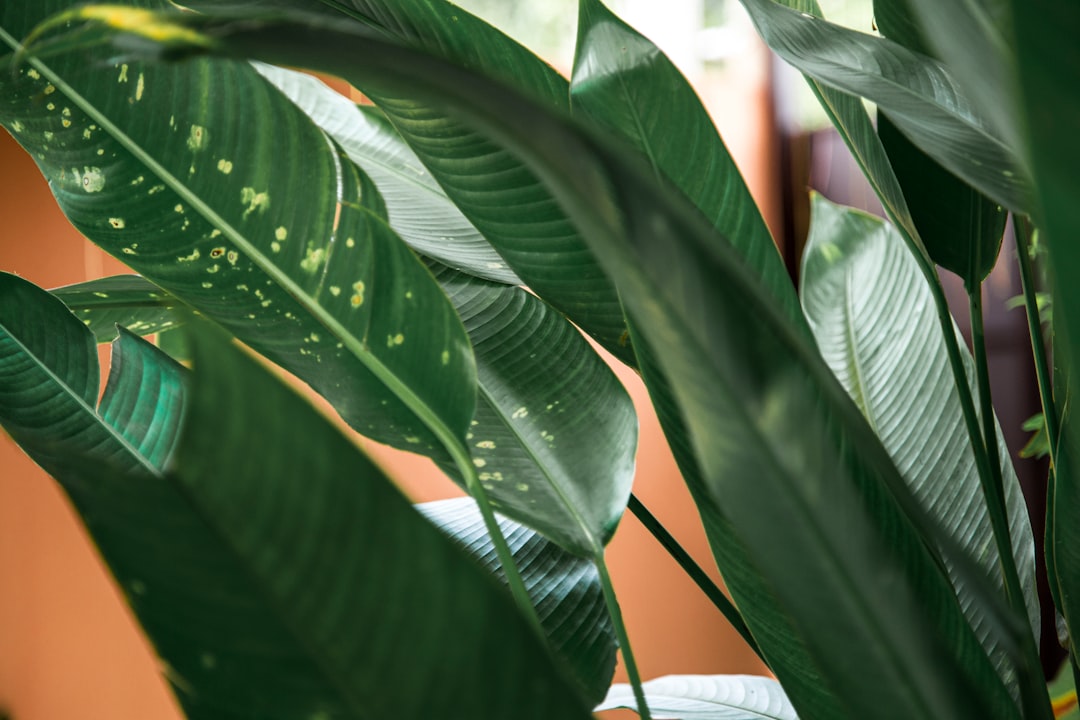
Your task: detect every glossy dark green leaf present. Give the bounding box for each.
[877,114,1005,287]
[1007,3,1080,677]
[569,0,804,335]
[251,62,519,285]
[800,194,1038,696]
[164,326,594,718]
[50,274,180,341]
[1,0,476,464]
[427,260,636,555]
[596,674,797,719]
[871,1,1006,288]
[183,0,634,364]
[121,10,1026,718]
[418,497,616,705]
[737,0,1029,213]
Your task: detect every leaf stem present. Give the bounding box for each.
[1015,218,1058,467]
[593,553,651,720]
[969,284,1055,720]
[627,494,763,662]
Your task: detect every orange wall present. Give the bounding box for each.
[0,55,774,715]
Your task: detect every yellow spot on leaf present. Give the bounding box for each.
[216,159,233,174]
[300,248,325,273]
[476,441,495,450]
[108,218,125,229]
[135,73,145,101]
[240,187,270,217]
[118,64,128,82]
[387,333,404,347]
[187,124,207,151]
[473,458,487,468]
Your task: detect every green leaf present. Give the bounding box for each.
[1019,414,1049,460]
[800,194,1038,697]
[1006,3,1080,671]
[418,496,616,705]
[596,674,797,719]
[250,62,519,285]
[1,1,477,463]
[169,323,594,718]
[871,1,1006,289]
[184,0,634,364]
[50,274,180,342]
[427,260,636,555]
[569,0,804,335]
[737,0,1029,213]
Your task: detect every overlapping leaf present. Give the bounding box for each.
[51,274,180,341]
[800,194,1038,695]
[419,497,616,704]
[737,0,1029,213]
[596,674,797,719]
[0,271,597,718]
[109,11,1029,718]
[1,0,476,462]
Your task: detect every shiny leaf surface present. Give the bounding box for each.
[419,497,616,704]
[800,194,1038,695]
[596,674,797,719]
[51,274,180,342]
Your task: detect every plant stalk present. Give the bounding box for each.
[969,285,1055,720]
[628,494,763,662]
[594,553,651,720]
[1015,219,1058,468]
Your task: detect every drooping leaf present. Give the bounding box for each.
[168,323,594,718]
[1,0,477,464]
[50,263,639,556]
[737,0,1029,213]
[570,0,804,335]
[800,194,1038,696]
[871,1,1006,288]
[182,0,634,364]
[418,497,616,705]
[595,674,797,719]
[50,274,180,342]
[427,260,636,555]
[250,62,519,285]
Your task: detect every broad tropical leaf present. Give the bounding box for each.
[419,497,616,704]
[569,0,803,334]
[427,260,636,555]
[51,264,639,556]
[182,0,634,364]
[872,1,1006,288]
[800,194,1038,695]
[51,274,180,342]
[596,674,797,719]
[250,62,519,285]
[97,11,1036,718]
[1,0,477,464]
[737,0,1029,213]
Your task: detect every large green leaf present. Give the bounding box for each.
[250,62,519,285]
[418,497,616,705]
[52,263,638,555]
[1,0,476,464]
[1007,1,1080,676]
[427,260,636,554]
[569,0,804,335]
[183,0,634,364]
[596,674,797,719]
[737,0,1029,213]
[51,274,180,342]
[0,273,596,717]
[800,194,1038,695]
[872,1,1006,288]
[107,11,1036,718]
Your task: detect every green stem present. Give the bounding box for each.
[1015,219,1058,467]
[594,553,651,720]
[627,494,763,662]
[969,285,1055,720]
